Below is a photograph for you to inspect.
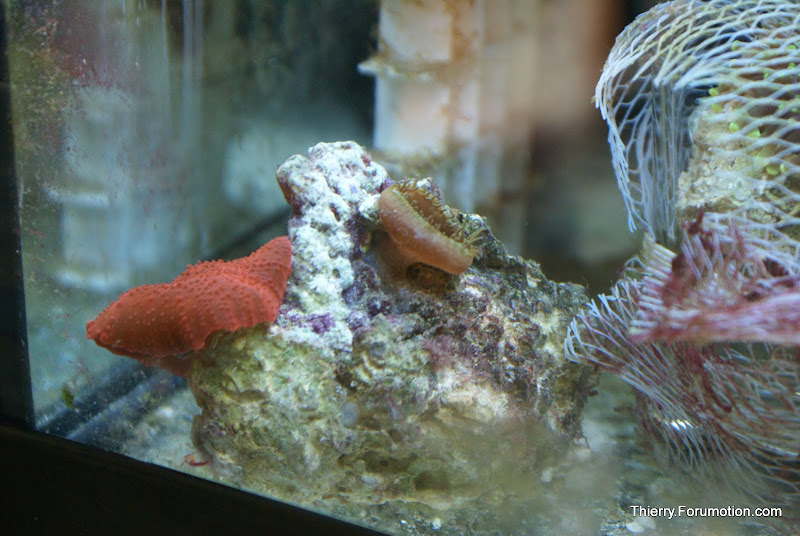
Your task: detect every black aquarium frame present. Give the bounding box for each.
[0,4,382,534]
[0,423,385,535]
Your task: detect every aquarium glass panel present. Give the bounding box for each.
[6,1,796,535]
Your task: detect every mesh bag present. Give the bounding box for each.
[566,229,800,505]
[596,0,800,256]
[569,0,800,507]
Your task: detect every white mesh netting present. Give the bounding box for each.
[566,229,800,505]
[569,0,800,507]
[596,0,800,253]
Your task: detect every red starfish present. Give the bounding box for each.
[86,236,292,376]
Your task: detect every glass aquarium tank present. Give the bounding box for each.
[2,1,798,534]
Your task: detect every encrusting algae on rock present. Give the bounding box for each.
[186,141,594,531]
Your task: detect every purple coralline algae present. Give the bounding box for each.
[187,142,592,530]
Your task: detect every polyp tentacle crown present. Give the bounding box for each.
[378,179,479,275]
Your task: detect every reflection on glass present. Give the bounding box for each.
[8,1,795,535]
